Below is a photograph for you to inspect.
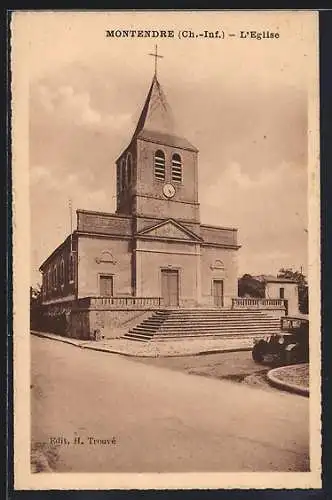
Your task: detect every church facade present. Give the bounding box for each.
[39,74,240,309]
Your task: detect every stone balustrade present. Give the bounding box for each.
[231,298,285,309]
[79,296,163,309]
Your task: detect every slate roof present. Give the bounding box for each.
[131,75,197,152]
[254,274,297,284]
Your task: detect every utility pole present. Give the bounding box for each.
[69,198,73,253]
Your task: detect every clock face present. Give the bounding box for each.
[163,183,176,198]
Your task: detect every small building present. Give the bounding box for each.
[254,275,300,316]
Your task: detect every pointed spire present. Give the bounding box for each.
[132,74,175,137]
[131,75,197,152]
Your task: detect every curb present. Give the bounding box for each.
[31,330,84,347]
[267,366,309,397]
[31,331,252,358]
[30,331,132,356]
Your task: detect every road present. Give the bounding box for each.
[31,336,309,473]
[134,349,273,380]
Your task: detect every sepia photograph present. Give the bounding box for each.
[11,10,321,490]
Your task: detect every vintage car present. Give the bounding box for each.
[252,316,309,366]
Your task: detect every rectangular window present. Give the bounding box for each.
[212,279,224,307]
[100,275,114,296]
[279,287,285,299]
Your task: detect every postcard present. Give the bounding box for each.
[11,9,321,490]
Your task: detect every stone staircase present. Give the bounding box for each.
[121,308,282,342]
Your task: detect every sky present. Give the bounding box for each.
[14,11,317,286]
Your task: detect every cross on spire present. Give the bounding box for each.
[148,44,163,78]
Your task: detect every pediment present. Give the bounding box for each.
[137,219,202,242]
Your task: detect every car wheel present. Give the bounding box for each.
[252,342,267,363]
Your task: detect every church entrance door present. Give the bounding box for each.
[213,279,224,307]
[161,269,179,307]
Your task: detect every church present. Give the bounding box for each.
[39,57,240,312]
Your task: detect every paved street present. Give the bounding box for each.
[31,336,309,473]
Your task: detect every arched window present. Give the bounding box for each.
[53,265,57,289]
[154,150,165,180]
[127,153,132,185]
[171,153,182,182]
[47,269,51,293]
[116,163,121,195]
[60,259,65,286]
[121,158,126,191]
[69,254,74,283]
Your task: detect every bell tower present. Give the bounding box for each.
[116,46,200,224]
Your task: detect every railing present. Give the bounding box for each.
[231,298,285,309]
[78,296,163,309]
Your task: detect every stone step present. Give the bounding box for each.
[140,319,169,326]
[156,312,268,318]
[154,327,280,335]
[122,307,283,343]
[152,315,278,322]
[143,314,278,321]
[131,330,281,338]
[158,327,280,334]
[133,327,276,334]
[131,323,280,332]
[151,332,272,340]
[160,307,268,315]
[132,325,165,332]
[133,318,280,326]
[123,333,153,341]
[122,331,271,342]
[154,306,267,314]
[158,318,279,325]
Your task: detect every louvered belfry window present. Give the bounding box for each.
[154,150,165,180]
[171,153,182,182]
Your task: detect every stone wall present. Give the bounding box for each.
[31,300,157,340]
[135,138,200,222]
[135,239,200,307]
[70,309,92,339]
[88,309,152,338]
[200,225,238,247]
[77,235,133,298]
[30,300,74,336]
[200,246,239,308]
[40,236,77,303]
[77,210,132,236]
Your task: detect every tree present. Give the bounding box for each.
[238,274,265,298]
[277,268,309,314]
[30,284,42,307]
